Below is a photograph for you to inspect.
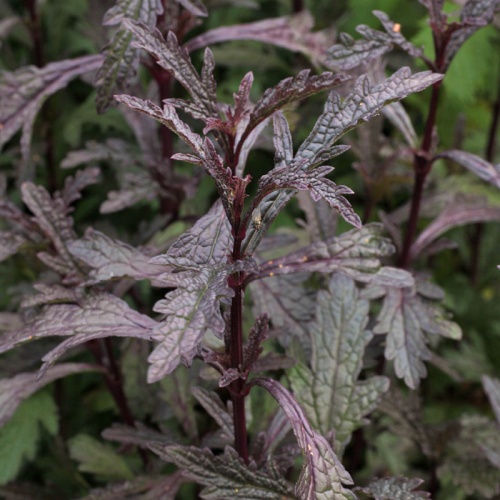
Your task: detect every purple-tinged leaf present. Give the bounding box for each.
[20,283,84,309]
[354,476,431,499]
[121,19,218,119]
[296,68,443,166]
[365,277,461,389]
[0,231,26,262]
[0,363,100,428]
[482,376,500,425]
[0,16,19,40]
[0,292,155,356]
[410,199,500,260]
[151,200,232,269]
[290,274,389,453]
[243,314,269,371]
[149,267,233,382]
[382,101,417,148]
[327,11,425,71]
[95,0,163,113]
[61,139,136,169]
[174,0,207,17]
[0,55,103,175]
[437,149,500,188]
[60,167,101,208]
[233,71,254,122]
[148,444,295,499]
[243,70,350,137]
[297,193,337,243]
[21,182,78,272]
[184,10,332,67]
[250,273,316,354]
[191,387,234,442]
[114,95,205,155]
[236,118,270,177]
[68,228,168,286]
[444,0,499,69]
[253,377,355,499]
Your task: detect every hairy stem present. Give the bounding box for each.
[399,82,442,267]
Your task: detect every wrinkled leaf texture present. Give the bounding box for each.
[355,476,430,499]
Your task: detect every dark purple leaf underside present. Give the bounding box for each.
[95,0,163,113]
[0,363,100,427]
[0,55,103,174]
[253,377,355,499]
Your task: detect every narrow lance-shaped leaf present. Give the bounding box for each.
[354,476,431,499]
[290,273,389,453]
[482,376,500,424]
[184,10,332,67]
[0,55,103,175]
[148,444,295,499]
[121,19,218,119]
[95,0,163,113]
[437,150,500,188]
[252,377,355,500]
[327,10,425,71]
[0,363,101,428]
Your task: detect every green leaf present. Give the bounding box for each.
[0,391,58,485]
[290,273,389,452]
[68,434,134,481]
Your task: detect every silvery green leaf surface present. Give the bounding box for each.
[0,292,155,358]
[122,19,218,119]
[148,267,233,382]
[482,376,500,424]
[327,11,424,71]
[114,95,205,155]
[148,444,295,499]
[444,0,499,69]
[95,0,163,113]
[366,277,461,389]
[295,68,443,166]
[184,10,332,67]
[297,192,338,243]
[354,476,430,499]
[0,55,103,176]
[253,377,355,500]
[0,363,100,427]
[437,150,500,188]
[290,274,389,453]
[151,200,232,269]
[68,228,168,286]
[244,70,350,136]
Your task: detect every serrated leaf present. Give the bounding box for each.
[366,277,461,389]
[184,10,332,67]
[482,376,500,425]
[290,274,389,453]
[148,444,295,499]
[95,0,163,113]
[355,476,430,499]
[68,228,168,286]
[60,166,101,207]
[0,391,58,485]
[102,422,176,448]
[0,293,156,370]
[327,11,424,71]
[253,377,355,499]
[175,0,208,17]
[0,231,26,262]
[0,363,99,428]
[438,149,500,188]
[149,267,233,382]
[244,70,350,137]
[121,19,218,119]
[0,55,103,175]
[69,434,134,480]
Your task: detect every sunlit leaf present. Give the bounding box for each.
[355,476,430,499]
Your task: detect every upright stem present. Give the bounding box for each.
[399,82,442,268]
[229,217,249,462]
